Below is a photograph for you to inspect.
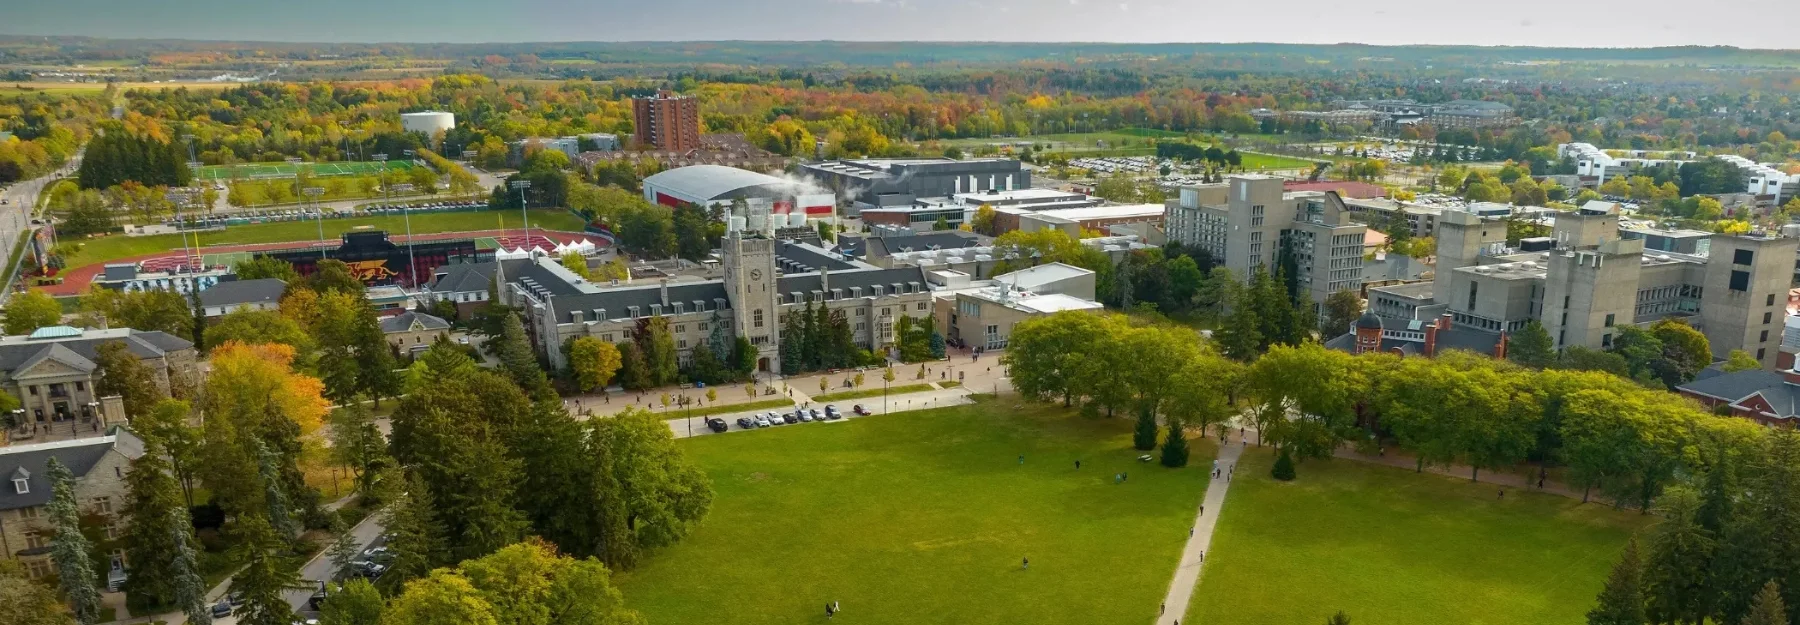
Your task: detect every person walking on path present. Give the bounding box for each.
[1075,460,1081,470]
[1022,557,1029,570]
[1018,454,1025,465]
[827,603,834,619]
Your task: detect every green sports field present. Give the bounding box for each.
[197,160,416,180]
[61,209,587,269]
[615,398,1214,625]
[1186,449,1649,625]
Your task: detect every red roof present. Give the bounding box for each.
[1282,181,1388,199]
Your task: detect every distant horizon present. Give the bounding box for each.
[3,34,1797,53]
[7,0,1797,50]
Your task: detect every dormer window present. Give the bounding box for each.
[12,477,27,495]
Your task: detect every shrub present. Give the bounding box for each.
[1272,448,1297,481]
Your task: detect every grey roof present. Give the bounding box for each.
[1355,311,1384,330]
[866,232,983,258]
[14,344,97,375]
[643,165,792,202]
[430,260,584,297]
[774,240,859,272]
[0,431,145,511]
[777,266,929,299]
[199,278,287,308]
[1677,370,1789,403]
[550,281,732,324]
[0,328,192,376]
[380,311,451,334]
[1322,325,1503,357]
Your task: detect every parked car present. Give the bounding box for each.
[798,409,814,423]
[854,405,871,416]
[754,414,771,427]
[810,408,824,421]
[706,418,728,433]
[211,602,232,618]
[308,580,328,610]
[736,417,755,429]
[782,412,799,424]
[825,405,841,419]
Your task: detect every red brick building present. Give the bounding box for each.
[1676,367,1799,426]
[632,91,700,152]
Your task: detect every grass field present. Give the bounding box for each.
[0,81,232,95]
[61,209,587,269]
[1237,151,1320,170]
[812,383,935,402]
[1186,449,1648,625]
[199,160,415,181]
[615,399,1214,625]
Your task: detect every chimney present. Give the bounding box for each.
[1424,323,1439,357]
[1494,332,1508,360]
[1439,312,1453,332]
[1783,365,1800,386]
[659,279,670,307]
[821,264,830,292]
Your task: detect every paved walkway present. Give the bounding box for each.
[1156,432,1247,625]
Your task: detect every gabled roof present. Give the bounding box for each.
[549,281,732,324]
[200,278,287,308]
[0,431,145,511]
[13,344,98,376]
[1677,369,1789,403]
[380,311,451,334]
[0,328,192,375]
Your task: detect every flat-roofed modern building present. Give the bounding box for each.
[802,158,1030,210]
[1165,175,1367,316]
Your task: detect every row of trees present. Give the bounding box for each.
[76,126,193,190]
[1505,318,1720,390]
[1007,311,1768,504]
[778,301,881,376]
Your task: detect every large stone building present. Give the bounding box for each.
[1164,175,1368,316]
[468,233,934,373]
[1,431,144,580]
[1354,203,1797,368]
[0,327,196,431]
[802,158,1030,210]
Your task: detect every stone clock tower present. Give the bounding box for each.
[722,232,781,371]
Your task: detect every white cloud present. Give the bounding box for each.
[1118,2,1129,9]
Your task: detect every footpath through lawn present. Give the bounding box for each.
[616,398,1213,625]
[1187,447,1650,625]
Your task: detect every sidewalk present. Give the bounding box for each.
[562,355,1008,421]
[1155,432,1247,625]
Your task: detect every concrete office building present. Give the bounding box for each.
[491,232,933,372]
[1357,203,1798,368]
[632,91,701,152]
[802,158,1029,210]
[1165,175,1367,315]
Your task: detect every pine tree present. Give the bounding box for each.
[378,471,447,594]
[350,307,401,405]
[121,440,189,611]
[1133,408,1159,451]
[1325,611,1352,625]
[228,516,299,625]
[168,506,210,625]
[1272,448,1297,481]
[45,459,101,625]
[1160,417,1190,468]
[1742,581,1787,625]
[255,440,300,540]
[779,312,805,376]
[497,312,548,394]
[1643,489,1714,625]
[1507,320,1556,369]
[1588,537,1646,625]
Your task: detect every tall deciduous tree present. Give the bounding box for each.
[228,515,300,625]
[318,578,383,625]
[95,340,165,419]
[586,408,714,571]
[2,289,62,335]
[0,560,76,625]
[381,539,642,625]
[568,336,622,392]
[45,459,100,625]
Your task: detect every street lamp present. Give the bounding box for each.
[302,187,326,255]
[389,183,418,289]
[180,133,198,179]
[509,179,532,254]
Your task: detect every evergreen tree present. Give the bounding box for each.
[228,516,299,625]
[167,507,210,625]
[120,440,189,611]
[255,440,300,539]
[1160,417,1190,468]
[1508,320,1556,369]
[638,316,679,386]
[349,308,401,405]
[828,309,856,369]
[1742,581,1786,625]
[686,345,725,385]
[779,312,805,376]
[1272,448,1297,481]
[1216,279,1262,362]
[1643,488,1715,625]
[379,471,448,593]
[928,321,947,360]
[1133,408,1159,451]
[318,578,383,625]
[706,310,733,363]
[1325,612,1352,625]
[497,312,549,395]
[45,459,101,625]
[1588,537,1647,625]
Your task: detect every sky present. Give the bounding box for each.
[6,0,1799,49]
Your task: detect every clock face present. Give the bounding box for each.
[749,269,763,280]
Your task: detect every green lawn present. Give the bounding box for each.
[615,399,1215,625]
[61,209,588,269]
[198,160,415,180]
[811,383,935,402]
[1187,449,1649,625]
[1237,151,1321,171]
